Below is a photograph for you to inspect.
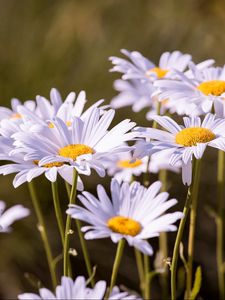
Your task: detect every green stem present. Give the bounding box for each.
[63,169,78,277]
[65,181,71,199]
[108,239,125,296]
[51,181,65,246]
[144,254,150,299]
[159,169,169,299]
[170,159,201,300]
[28,181,57,289]
[217,150,225,300]
[186,159,201,299]
[134,248,145,296]
[76,219,94,286]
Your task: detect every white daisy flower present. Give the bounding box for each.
[0,127,84,189]
[104,143,180,182]
[134,113,225,185]
[110,49,192,82]
[0,98,35,122]
[11,107,137,178]
[17,88,106,128]
[155,64,225,115]
[67,179,183,255]
[18,276,140,300]
[0,201,29,232]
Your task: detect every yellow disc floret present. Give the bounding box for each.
[147,67,168,79]
[107,216,142,236]
[10,113,22,119]
[197,80,225,96]
[175,127,216,147]
[117,159,142,169]
[58,144,94,160]
[33,160,64,168]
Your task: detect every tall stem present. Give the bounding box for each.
[144,254,150,299]
[159,169,169,299]
[186,159,201,298]
[51,181,65,246]
[134,248,145,296]
[217,150,225,300]
[28,181,57,289]
[170,159,201,300]
[63,169,78,277]
[108,239,125,296]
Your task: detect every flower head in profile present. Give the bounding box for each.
[11,107,137,178]
[110,49,192,82]
[104,142,180,183]
[134,113,225,185]
[0,201,29,232]
[67,179,183,255]
[155,64,225,115]
[18,276,140,300]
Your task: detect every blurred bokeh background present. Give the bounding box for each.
[0,0,225,299]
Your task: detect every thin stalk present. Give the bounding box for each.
[170,159,201,300]
[186,159,201,299]
[108,239,125,296]
[51,181,65,246]
[76,219,94,286]
[159,169,169,299]
[28,181,57,289]
[134,248,145,296]
[144,254,150,299]
[65,181,71,199]
[63,169,78,277]
[216,150,225,300]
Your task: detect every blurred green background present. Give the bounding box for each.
[0,0,225,299]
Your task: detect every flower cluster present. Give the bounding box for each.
[0,49,224,299]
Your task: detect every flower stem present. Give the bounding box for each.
[63,169,78,277]
[144,254,150,299]
[186,159,201,299]
[170,159,201,300]
[217,150,225,300]
[28,181,57,289]
[159,169,169,299]
[134,248,145,296]
[108,239,125,296]
[51,181,65,246]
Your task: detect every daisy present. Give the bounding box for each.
[0,201,29,232]
[18,276,140,300]
[110,49,192,82]
[104,143,180,183]
[67,179,183,255]
[154,64,225,115]
[0,97,35,122]
[17,88,106,128]
[11,107,137,178]
[134,113,225,185]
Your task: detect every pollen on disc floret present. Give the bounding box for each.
[58,144,94,160]
[117,159,143,169]
[175,127,216,147]
[107,216,142,236]
[197,80,225,96]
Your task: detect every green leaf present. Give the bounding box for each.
[190,266,202,300]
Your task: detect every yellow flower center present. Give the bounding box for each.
[107,216,142,236]
[117,159,142,169]
[10,113,22,119]
[197,80,225,96]
[175,127,216,147]
[147,67,168,79]
[33,160,64,168]
[58,144,94,160]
